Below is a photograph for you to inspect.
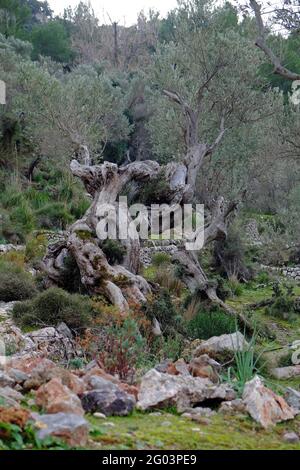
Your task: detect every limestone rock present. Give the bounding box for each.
[242,376,296,428]
[166,359,190,376]
[35,377,84,416]
[0,371,14,388]
[194,332,249,360]
[282,432,299,444]
[83,366,138,398]
[189,355,221,382]
[0,386,23,407]
[271,366,300,380]
[284,387,300,412]
[219,399,246,415]
[81,386,135,416]
[182,407,216,421]
[6,368,29,385]
[34,412,89,447]
[137,369,235,412]
[8,356,56,375]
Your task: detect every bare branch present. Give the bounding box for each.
[207,113,227,155]
[250,0,300,81]
[163,89,198,146]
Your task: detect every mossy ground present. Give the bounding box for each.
[86,412,300,450]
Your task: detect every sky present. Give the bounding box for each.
[48,0,179,26]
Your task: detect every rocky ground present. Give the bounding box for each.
[1,295,300,450]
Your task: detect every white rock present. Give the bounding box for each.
[194,332,249,359]
[242,376,296,428]
[137,369,235,412]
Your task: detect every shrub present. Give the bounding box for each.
[138,173,169,205]
[25,233,48,265]
[10,201,36,239]
[256,270,271,285]
[226,276,243,297]
[187,306,236,340]
[96,318,147,380]
[265,282,298,321]
[35,203,73,229]
[142,290,185,337]
[213,225,252,281]
[154,269,185,296]
[101,239,126,265]
[152,252,171,267]
[12,287,93,331]
[0,261,37,302]
[152,334,184,362]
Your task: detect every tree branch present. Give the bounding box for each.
[207,113,227,155]
[250,0,300,81]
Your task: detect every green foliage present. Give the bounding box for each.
[12,287,93,330]
[265,283,298,321]
[153,334,184,362]
[0,421,67,450]
[187,306,236,340]
[30,20,74,63]
[226,277,243,297]
[0,260,37,301]
[142,289,185,337]
[0,0,31,38]
[97,318,147,380]
[214,225,251,281]
[256,270,271,285]
[152,252,171,267]
[138,173,170,205]
[25,233,48,265]
[35,202,73,229]
[101,239,126,265]
[68,357,85,370]
[226,330,263,395]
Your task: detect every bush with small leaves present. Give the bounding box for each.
[265,282,298,321]
[152,252,171,267]
[100,239,126,265]
[187,306,236,340]
[142,289,185,337]
[12,287,93,331]
[0,261,37,302]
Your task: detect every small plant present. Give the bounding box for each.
[101,239,126,265]
[0,261,37,302]
[226,276,243,297]
[96,318,147,380]
[152,252,171,267]
[153,334,184,362]
[0,422,67,450]
[187,306,236,340]
[265,282,297,321]
[12,287,93,331]
[154,269,185,296]
[213,225,252,281]
[68,357,85,370]
[142,289,185,337]
[25,233,48,265]
[226,329,264,395]
[256,270,270,285]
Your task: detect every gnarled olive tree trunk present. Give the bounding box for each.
[41,85,250,329]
